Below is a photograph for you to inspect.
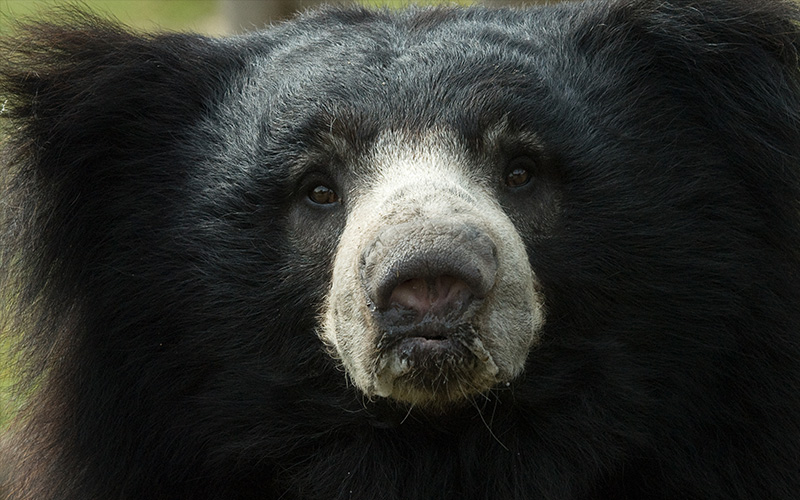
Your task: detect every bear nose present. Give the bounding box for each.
[387,275,473,320]
[361,220,498,321]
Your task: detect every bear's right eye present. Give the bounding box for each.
[505,167,531,188]
[504,156,535,189]
[307,184,340,205]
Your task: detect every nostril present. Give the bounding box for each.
[361,221,499,314]
[388,276,474,320]
[388,277,428,312]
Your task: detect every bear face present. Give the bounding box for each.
[3,1,800,499]
[200,20,569,410]
[320,127,548,408]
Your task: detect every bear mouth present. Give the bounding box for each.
[393,334,474,369]
[375,321,476,366]
[372,323,500,407]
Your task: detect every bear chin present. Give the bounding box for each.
[372,325,503,409]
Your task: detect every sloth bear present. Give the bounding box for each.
[2,0,800,498]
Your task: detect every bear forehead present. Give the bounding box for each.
[206,20,587,187]
[229,7,588,136]
[251,6,562,71]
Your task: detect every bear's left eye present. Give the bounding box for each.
[308,184,340,205]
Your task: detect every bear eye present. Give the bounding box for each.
[308,184,340,205]
[506,167,530,188]
[505,157,534,188]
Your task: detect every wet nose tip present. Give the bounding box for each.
[362,222,499,319]
[388,275,474,319]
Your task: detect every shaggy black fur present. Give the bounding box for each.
[2,0,800,498]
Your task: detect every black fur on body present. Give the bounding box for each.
[2,1,800,499]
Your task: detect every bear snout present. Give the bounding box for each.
[360,220,498,325]
[322,136,544,408]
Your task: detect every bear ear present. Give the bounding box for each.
[579,0,800,76]
[0,12,248,340]
[0,10,243,184]
[575,0,800,177]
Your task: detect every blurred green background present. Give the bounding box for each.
[0,0,509,35]
[1,0,223,34]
